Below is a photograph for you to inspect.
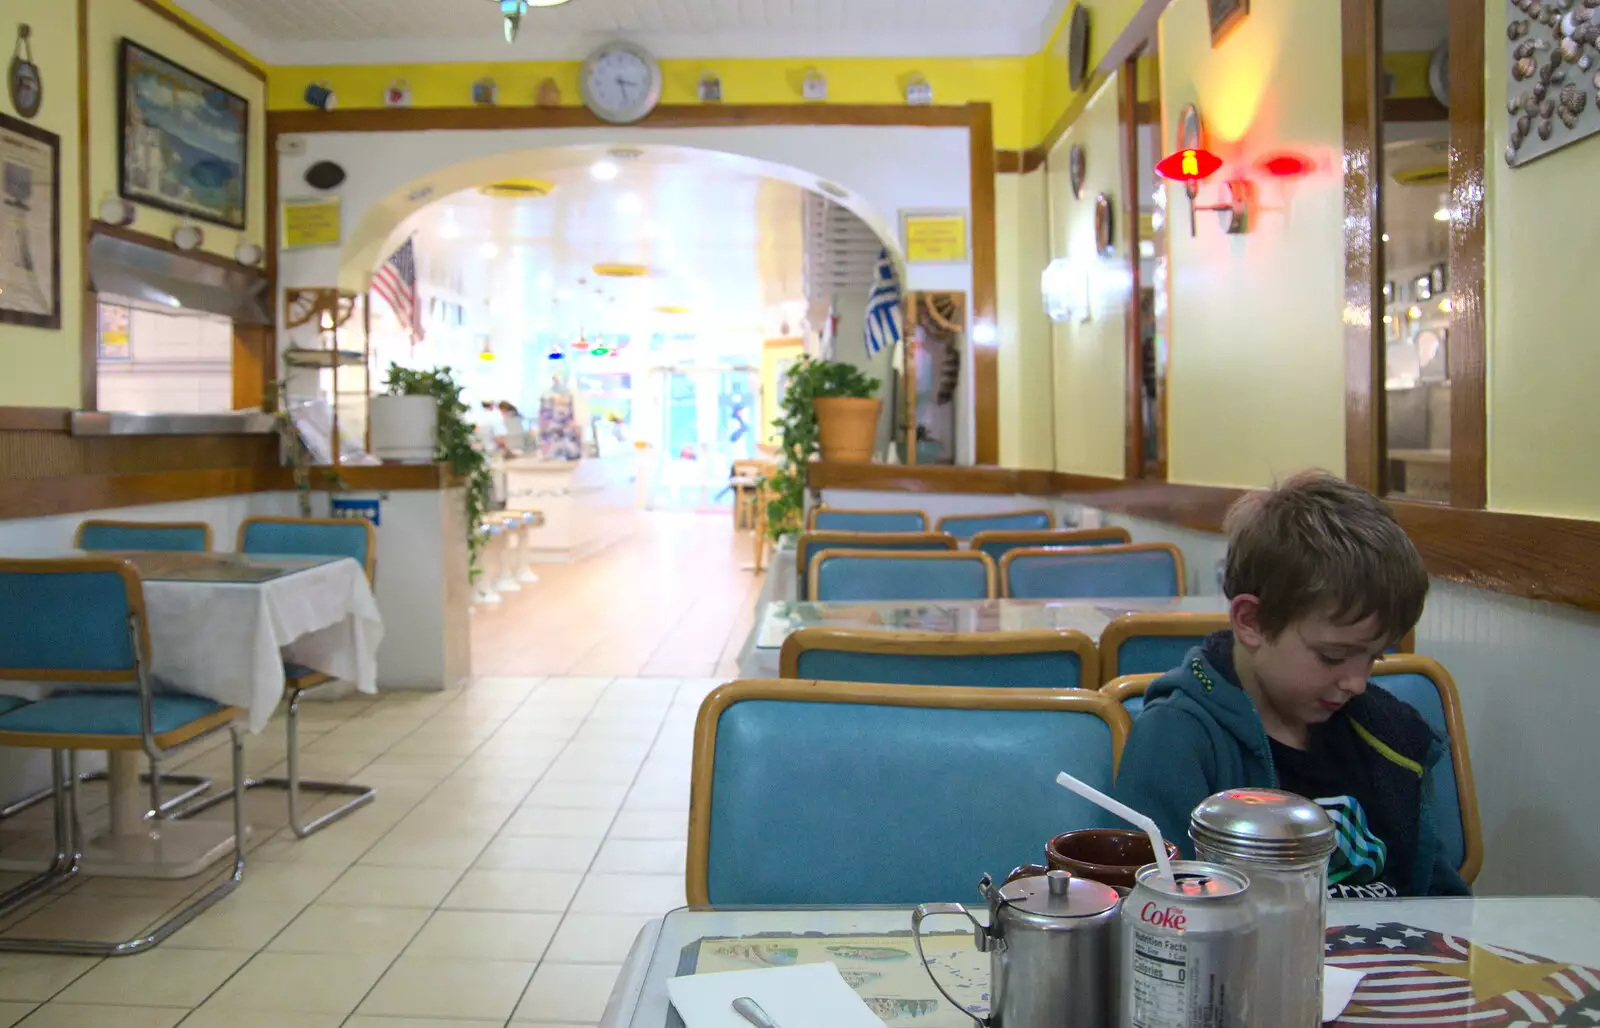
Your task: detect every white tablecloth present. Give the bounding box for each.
[142,557,383,732]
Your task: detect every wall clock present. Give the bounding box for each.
[1067,5,1092,91]
[580,41,663,124]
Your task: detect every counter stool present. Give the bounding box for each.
[474,522,503,605]
[493,514,524,595]
[516,511,545,584]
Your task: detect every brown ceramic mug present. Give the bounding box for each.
[1008,828,1181,892]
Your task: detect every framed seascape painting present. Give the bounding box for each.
[118,39,249,230]
[0,112,61,329]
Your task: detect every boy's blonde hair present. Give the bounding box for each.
[1222,470,1427,644]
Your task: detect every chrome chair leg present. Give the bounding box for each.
[0,751,82,915]
[0,768,212,821]
[176,690,375,839]
[0,728,247,957]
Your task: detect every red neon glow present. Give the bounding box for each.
[1154,148,1223,182]
[1258,152,1313,178]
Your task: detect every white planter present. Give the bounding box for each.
[369,394,438,462]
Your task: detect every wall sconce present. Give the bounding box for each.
[498,0,529,43]
[1155,147,1252,236]
[1041,258,1089,323]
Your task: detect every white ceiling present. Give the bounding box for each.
[181,0,1062,64]
[401,151,807,338]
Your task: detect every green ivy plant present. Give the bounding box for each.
[382,364,495,579]
[761,357,881,542]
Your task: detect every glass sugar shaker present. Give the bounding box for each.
[1190,788,1336,1028]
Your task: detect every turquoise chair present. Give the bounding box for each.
[935,509,1054,540]
[1101,673,1160,719]
[182,517,377,837]
[76,520,212,553]
[812,550,995,602]
[1370,655,1481,883]
[809,507,929,533]
[0,557,246,955]
[688,680,1131,905]
[780,628,1100,689]
[1002,543,1186,599]
[970,527,1132,565]
[796,531,956,600]
[1098,612,1231,687]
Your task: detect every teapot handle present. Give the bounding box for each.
[911,903,988,1028]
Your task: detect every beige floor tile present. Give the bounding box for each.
[622,780,689,811]
[357,956,536,1021]
[523,783,629,811]
[166,893,310,950]
[268,903,430,958]
[14,1004,186,1028]
[502,808,617,838]
[453,753,559,779]
[0,1004,28,1028]
[358,831,492,870]
[441,870,582,913]
[591,839,687,875]
[606,809,688,841]
[429,777,539,806]
[473,835,603,872]
[360,754,466,779]
[569,874,686,915]
[546,913,655,964]
[178,1002,344,1028]
[56,946,251,1008]
[204,951,394,1015]
[1,897,176,945]
[321,866,462,908]
[539,760,643,785]
[513,963,621,1023]
[345,1019,507,1028]
[406,910,559,960]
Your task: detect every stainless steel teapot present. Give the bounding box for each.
[912,869,1120,1028]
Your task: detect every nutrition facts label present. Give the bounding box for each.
[1128,928,1193,1028]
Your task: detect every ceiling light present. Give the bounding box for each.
[590,160,619,182]
[615,192,642,215]
[1407,305,1422,320]
[1433,206,1451,222]
[1438,298,1453,313]
[1381,233,1390,243]
[480,242,499,258]
[556,288,573,302]
[1382,314,1393,325]
[536,271,553,289]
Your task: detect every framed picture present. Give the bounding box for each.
[0,111,61,329]
[1207,0,1249,45]
[118,39,249,229]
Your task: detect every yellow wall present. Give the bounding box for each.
[0,0,83,407]
[269,58,1036,151]
[1045,76,1127,479]
[1158,0,1346,488]
[1481,0,1600,519]
[89,0,268,261]
[996,171,1055,469]
[1031,0,1147,146]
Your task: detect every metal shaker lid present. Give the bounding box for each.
[998,869,1118,921]
[1189,788,1336,864]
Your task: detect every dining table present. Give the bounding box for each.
[602,896,1600,1028]
[737,596,1231,679]
[0,549,383,879]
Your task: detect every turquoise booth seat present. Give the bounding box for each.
[781,628,1099,689]
[935,510,1054,540]
[1003,543,1186,599]
[796,531,957,600]
[812,551,994,602]
[689,680,1131,906]
[810,508,929,533]
[76,520,212,553]
[971,527,1132,566]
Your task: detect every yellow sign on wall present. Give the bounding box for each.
[282,197,342,249]
[902,211,968,263]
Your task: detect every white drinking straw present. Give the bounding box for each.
[1055,771,1176,886]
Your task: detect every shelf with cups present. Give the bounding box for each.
[281,288,373,460]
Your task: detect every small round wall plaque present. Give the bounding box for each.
[1094,193,1115,256]
[9,25,42,120]
[1069,144,1087,199]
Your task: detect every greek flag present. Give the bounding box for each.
[864,248,902,358]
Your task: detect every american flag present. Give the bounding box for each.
[372,237,422,342]
[864,248,902,358]
[1326,921,1600,1026]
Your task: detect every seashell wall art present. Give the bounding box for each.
[1505,0,1600,166]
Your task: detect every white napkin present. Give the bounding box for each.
[1323,965,1366,1023]
[668,963,886,1028]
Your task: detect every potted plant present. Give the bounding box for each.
[381,364,495,577]
[762,357,882,541]
[369,389,439,463]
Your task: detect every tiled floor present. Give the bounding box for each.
[0,509,760,1027]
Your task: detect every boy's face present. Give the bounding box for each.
[1231,596,1389,729]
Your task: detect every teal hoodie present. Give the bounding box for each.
[1112,633,1469,897]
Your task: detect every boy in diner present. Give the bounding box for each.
[1113,471,1468,897]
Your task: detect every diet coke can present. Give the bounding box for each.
[1120,860,1257,1028]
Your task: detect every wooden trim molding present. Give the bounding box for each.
[1117,63,1144,481]
[0,409,74,432]
[809,462,1600,615]
[1446,7,1488,510]
[1341,0,1384,494]
[129,0,268,81]
[968,103,1000,466]
[78,0,93,411]
[268,104,975,137]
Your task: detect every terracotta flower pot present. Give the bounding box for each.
[814,396,882,462]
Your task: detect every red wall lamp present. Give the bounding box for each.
[1156,103,1253,236]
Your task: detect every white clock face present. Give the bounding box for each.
[581,45,661,124]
